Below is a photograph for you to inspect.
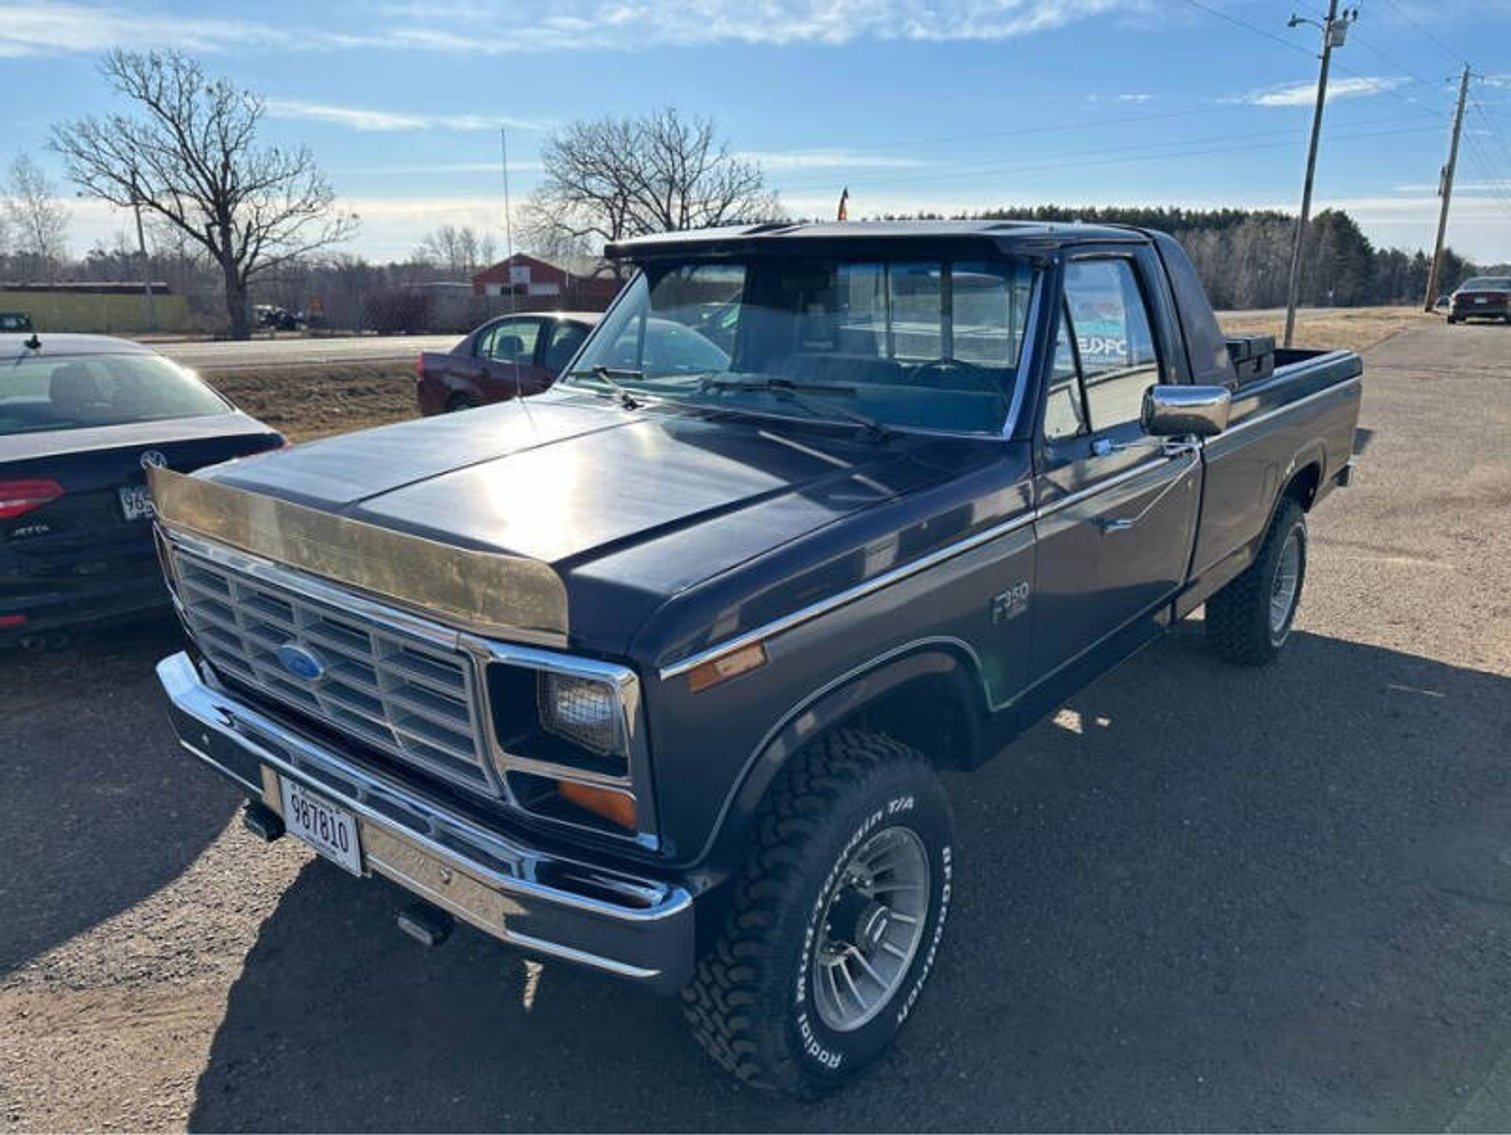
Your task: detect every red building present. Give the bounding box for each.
[470,253,620,310]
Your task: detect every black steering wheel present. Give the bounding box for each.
[906,356,990,387]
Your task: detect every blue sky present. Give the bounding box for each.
[4,0,1510,263]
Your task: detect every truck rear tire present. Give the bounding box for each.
[1205,498,1307,665]
[682,729,954,1097]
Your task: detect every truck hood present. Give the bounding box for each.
[203,393,974,652]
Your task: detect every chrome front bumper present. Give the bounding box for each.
[156,651,695,992]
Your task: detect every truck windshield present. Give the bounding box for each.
[563,255,1039,434]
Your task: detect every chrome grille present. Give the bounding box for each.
[170,547,494,794]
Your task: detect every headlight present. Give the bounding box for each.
[537,672,625,756]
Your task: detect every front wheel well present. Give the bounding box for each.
[838,666,983,771]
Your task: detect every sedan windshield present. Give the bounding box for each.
[562,254,1039,434]
[1459,278,1511,291]
[0,352,230,436]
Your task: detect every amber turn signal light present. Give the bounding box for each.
[687,641,767,693]
[557,780,638,830]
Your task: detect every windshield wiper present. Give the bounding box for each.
[564,365,644,410]
[699,376,896,439]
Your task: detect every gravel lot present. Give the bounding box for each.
[3,319,1509,1131]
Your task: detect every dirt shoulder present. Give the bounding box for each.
[1218,305,1436,356]
[203,362,419,442]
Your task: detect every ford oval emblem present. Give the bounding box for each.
[140,450,168,470]
[275,642,326,683]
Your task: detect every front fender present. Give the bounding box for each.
[697,637,990,878]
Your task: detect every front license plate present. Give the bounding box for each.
[1475,296,1488,304]
[118,484,154,521]
[280,777,363,876]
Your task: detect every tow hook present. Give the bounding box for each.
[241,801,285,842]
[398,902,455,948]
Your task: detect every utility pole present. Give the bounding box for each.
[1423,66,1472,312]
[1282,1,1358,348]
[130,181,157,333]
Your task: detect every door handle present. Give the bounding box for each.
[1091,436,1200,459]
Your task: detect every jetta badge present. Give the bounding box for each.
[275,642,327,683]
[140,450,168,470]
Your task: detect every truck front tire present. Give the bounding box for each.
[1206,497,1307,665]
[682,729,954,1097]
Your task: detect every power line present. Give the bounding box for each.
[779,123,1440,197]
[1374,0,1471,68]
[1175,0,1317,60]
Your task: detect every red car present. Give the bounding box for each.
[415,311,599,415]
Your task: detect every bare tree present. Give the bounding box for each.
[524,109,780,269]
[4,155,70,280]
[413,224,497,276]
[51,50,358,339]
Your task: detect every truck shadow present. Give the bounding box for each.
[189,629,1511,1132]
[0,615,242,975]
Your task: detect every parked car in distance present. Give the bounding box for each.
[1446,276,1511,324]
[1435,294,1451,311]
[254,304,304,332]
[0,312,32,333]
[1,333,284,648]
[415,311,599,415]
[150,222,1362,1096]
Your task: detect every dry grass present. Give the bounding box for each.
[203,362,420,442]
[201,306,1436,444]
[1218,305,1435,356]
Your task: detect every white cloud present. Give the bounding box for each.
[265,99,547,133]
[2,0,1153,57]
[1116,92,1153,103]
[733,149,930,171]
[1232,76,1407,108]
[0,2,291,55]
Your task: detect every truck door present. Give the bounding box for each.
[1029,251,1202,691]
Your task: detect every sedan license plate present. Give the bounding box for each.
[1475,296,1488,304]
[279,777,363,876]
[118,484,154,521]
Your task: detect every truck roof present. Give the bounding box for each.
[606,219,1147,260]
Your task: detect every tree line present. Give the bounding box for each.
[959,205,1493,309]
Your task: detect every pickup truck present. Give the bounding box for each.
[148,221,1361,1097]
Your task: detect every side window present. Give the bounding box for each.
[1043,308,1089,441]
[1063,258,1162,432]
[542,321,589,373]
[477,319,541,363]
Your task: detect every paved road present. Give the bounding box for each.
[3,321,1510,1131]
[156,334,462,371]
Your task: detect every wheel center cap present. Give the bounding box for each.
[858,903,891,952]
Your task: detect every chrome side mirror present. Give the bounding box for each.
[1142,384,1231,438]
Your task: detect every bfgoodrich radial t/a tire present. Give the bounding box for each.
[682,729,954,1097]
[1206,497,1308,665]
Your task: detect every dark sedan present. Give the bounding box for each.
[414,311,599,415]
[1,334,284,646]
[1447,276,1511,324]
